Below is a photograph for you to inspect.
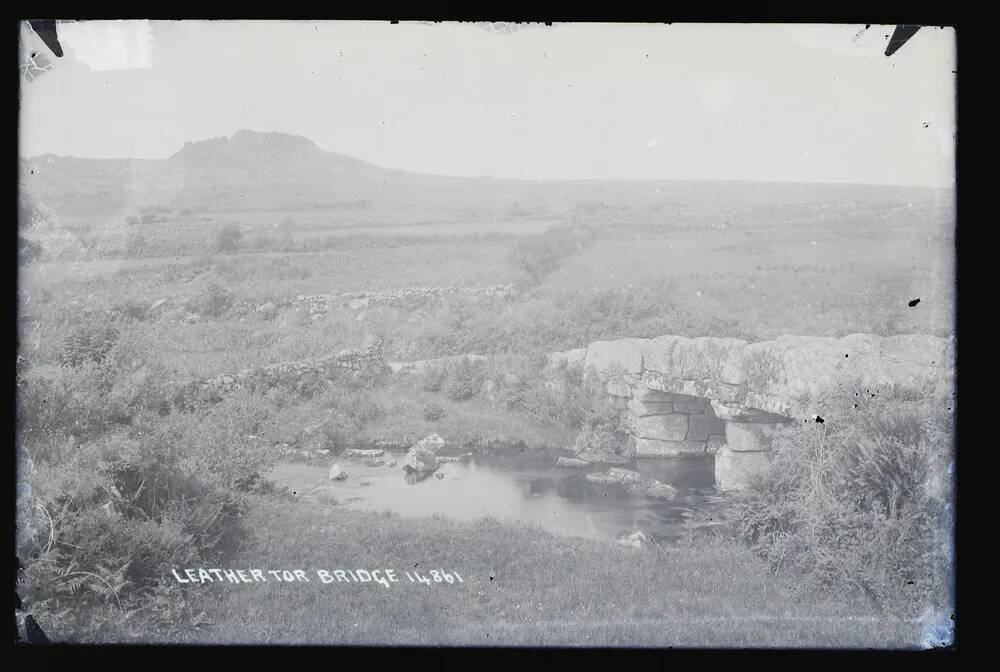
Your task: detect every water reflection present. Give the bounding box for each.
[268,454,722,543]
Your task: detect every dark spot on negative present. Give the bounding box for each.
[814,416,824,423]
[908,298,921,307]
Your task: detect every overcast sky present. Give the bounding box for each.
[19,21,955,186]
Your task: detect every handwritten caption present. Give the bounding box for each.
[171,568,464,589]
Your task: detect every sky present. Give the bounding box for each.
[18,21,956,186]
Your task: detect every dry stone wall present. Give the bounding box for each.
[174,344,386,404]
[295,284,518,318]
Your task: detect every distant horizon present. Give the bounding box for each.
[19,22,956,188]
[19,129,954,191]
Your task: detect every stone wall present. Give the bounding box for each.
[295,284,518,318]
[174,344,386,404]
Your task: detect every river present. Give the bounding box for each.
[267,449,728,544]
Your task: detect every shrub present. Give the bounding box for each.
[422,402,446,421]
[443,357,485,401]
[420,363,447,392]
[732,390,953,613]
[574,401,632,456]
[329,389,385,430]
[57,317,120,368]
[112,299,149,322]
[213,225,243,254]
[16,387,278,641]
[190,282,233,317]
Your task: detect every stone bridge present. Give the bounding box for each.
[548,333,954,490]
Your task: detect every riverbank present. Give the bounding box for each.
[162,493,923,647]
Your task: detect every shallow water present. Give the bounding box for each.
[269,450,727,544]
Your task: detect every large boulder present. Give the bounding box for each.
[556,456,590,468]
[327,464,348,481]
[575,451,631,465]
[343,448,386,458]
[585,470,626,485]
[399,434,448,474]
[584,338,646,375]
[400,445,438,474]
[645,481,678,500]
[436,452,473,463]
[585,467,676,499]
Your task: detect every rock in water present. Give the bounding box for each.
[575,451,630,465]
[327,464,348,481]
[585,471,623,485]
[586,467,646,486]
[437,452,473,463]
[645,481,678,500]
[400,445,439,474]
[556,456,589,467]
[343,448,385,458]
[399,434,449,474]
[585,468,676,499]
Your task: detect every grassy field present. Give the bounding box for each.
[157,496,924,647]
[19,192,953,379]
[16,172,954,646]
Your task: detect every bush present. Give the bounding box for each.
[573,401,632,456]
[112,299,149,322]
[732,390,953,613]
[57,316,120,368]
[326,388,385,430]
[21,327,179,444]
[420,363,447,392]
[190,282,233,317]
[422,402,446,421]
[443,357,485,401]
[16,387,278,641]
[213,225,243,254]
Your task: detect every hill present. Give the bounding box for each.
[20,129,949,219]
